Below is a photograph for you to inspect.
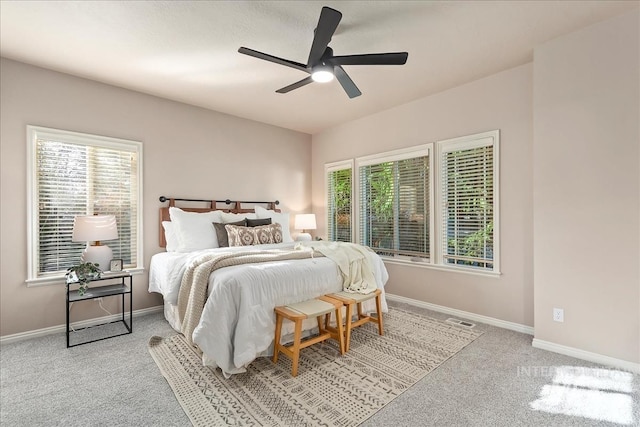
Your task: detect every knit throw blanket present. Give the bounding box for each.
[177,249,320,345]
[301,241,379,295]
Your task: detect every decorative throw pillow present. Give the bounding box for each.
[226,223,283,247]
[213,220,246,248]
[253,223,283,244]
[246,217,272,227]
[254,206,293,243]
[225,224,256,246]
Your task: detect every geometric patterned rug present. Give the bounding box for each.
[148,307,483,426]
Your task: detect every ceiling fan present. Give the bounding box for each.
[238,6,408,98]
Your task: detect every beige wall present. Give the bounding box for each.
[0,58,311,337]
[533,11,639,363]
[312,64,534,327]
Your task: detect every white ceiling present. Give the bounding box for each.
[1,1,637,134]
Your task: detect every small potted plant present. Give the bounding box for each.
[66,262,102,296]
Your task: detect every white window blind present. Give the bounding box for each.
[357,147,430,259]
[438,132,498,272]
[326,161,353,242]
[28,126,142,282]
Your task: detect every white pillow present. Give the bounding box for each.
[169,207,222,252]
[219,211,257,223]
[162,221,178,252]
[254,206,293,243]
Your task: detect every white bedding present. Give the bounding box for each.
[149,242,389,376]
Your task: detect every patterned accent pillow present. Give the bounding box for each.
[252,223,282,244]
[213,220,246,247]
[226,223,283,247]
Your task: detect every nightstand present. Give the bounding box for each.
[66,272,133,348]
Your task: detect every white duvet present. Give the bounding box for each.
[149,242,389,376]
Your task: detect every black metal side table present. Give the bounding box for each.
[66,272,133,348]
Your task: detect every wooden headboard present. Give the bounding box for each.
[158,196,280,247]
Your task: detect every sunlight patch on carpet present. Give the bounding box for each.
[529,366,635,425]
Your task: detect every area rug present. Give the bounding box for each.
[148,307,483,427]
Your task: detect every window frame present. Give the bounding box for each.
[354,143,434,263]
[26,125,144,286]
[325,130,500,277]
[325,159,354,242]
[435,130,500,275]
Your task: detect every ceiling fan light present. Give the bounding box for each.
[311,66,334,83]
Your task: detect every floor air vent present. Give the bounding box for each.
[445,318,476,328]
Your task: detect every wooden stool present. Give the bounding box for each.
[326,289,384,352]
[273,296,345,377]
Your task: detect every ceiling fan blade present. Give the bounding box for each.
[276,76,314,94]
[334,66,361,99]
[328,52,408,66]
[307,7,342,66]
[238,47,308,72]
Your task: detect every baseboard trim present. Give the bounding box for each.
[385,293,535,335]
[0,305,164,345]
[384,294,639,372]
[532,338,640,374]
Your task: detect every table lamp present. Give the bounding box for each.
[72,215,118,271]
[294,213,316,241]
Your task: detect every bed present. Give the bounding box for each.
[148,197,389,377]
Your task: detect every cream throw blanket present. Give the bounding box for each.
[297,241,379,294]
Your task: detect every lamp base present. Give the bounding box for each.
[296,232,312,241]
[82,244,113,272]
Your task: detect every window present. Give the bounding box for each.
[325,160,353,242]
[27,126,143,284]
[356,145,432,260]
[436,132,499,272]
[326,130,499,274]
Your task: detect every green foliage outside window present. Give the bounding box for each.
[361,158,429,256]
[330,168,352,242]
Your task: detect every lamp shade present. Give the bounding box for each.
[72,215,118,242]
[72,215,118,271]
[294,214,316,242]
[294,214,317,231]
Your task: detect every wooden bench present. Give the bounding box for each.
[326,289,384,352]
[273,296,345,377]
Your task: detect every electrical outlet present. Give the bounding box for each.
[553,308,564,322]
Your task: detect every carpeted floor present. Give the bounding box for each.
[1,301,638,426]
[148,307,482,426]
